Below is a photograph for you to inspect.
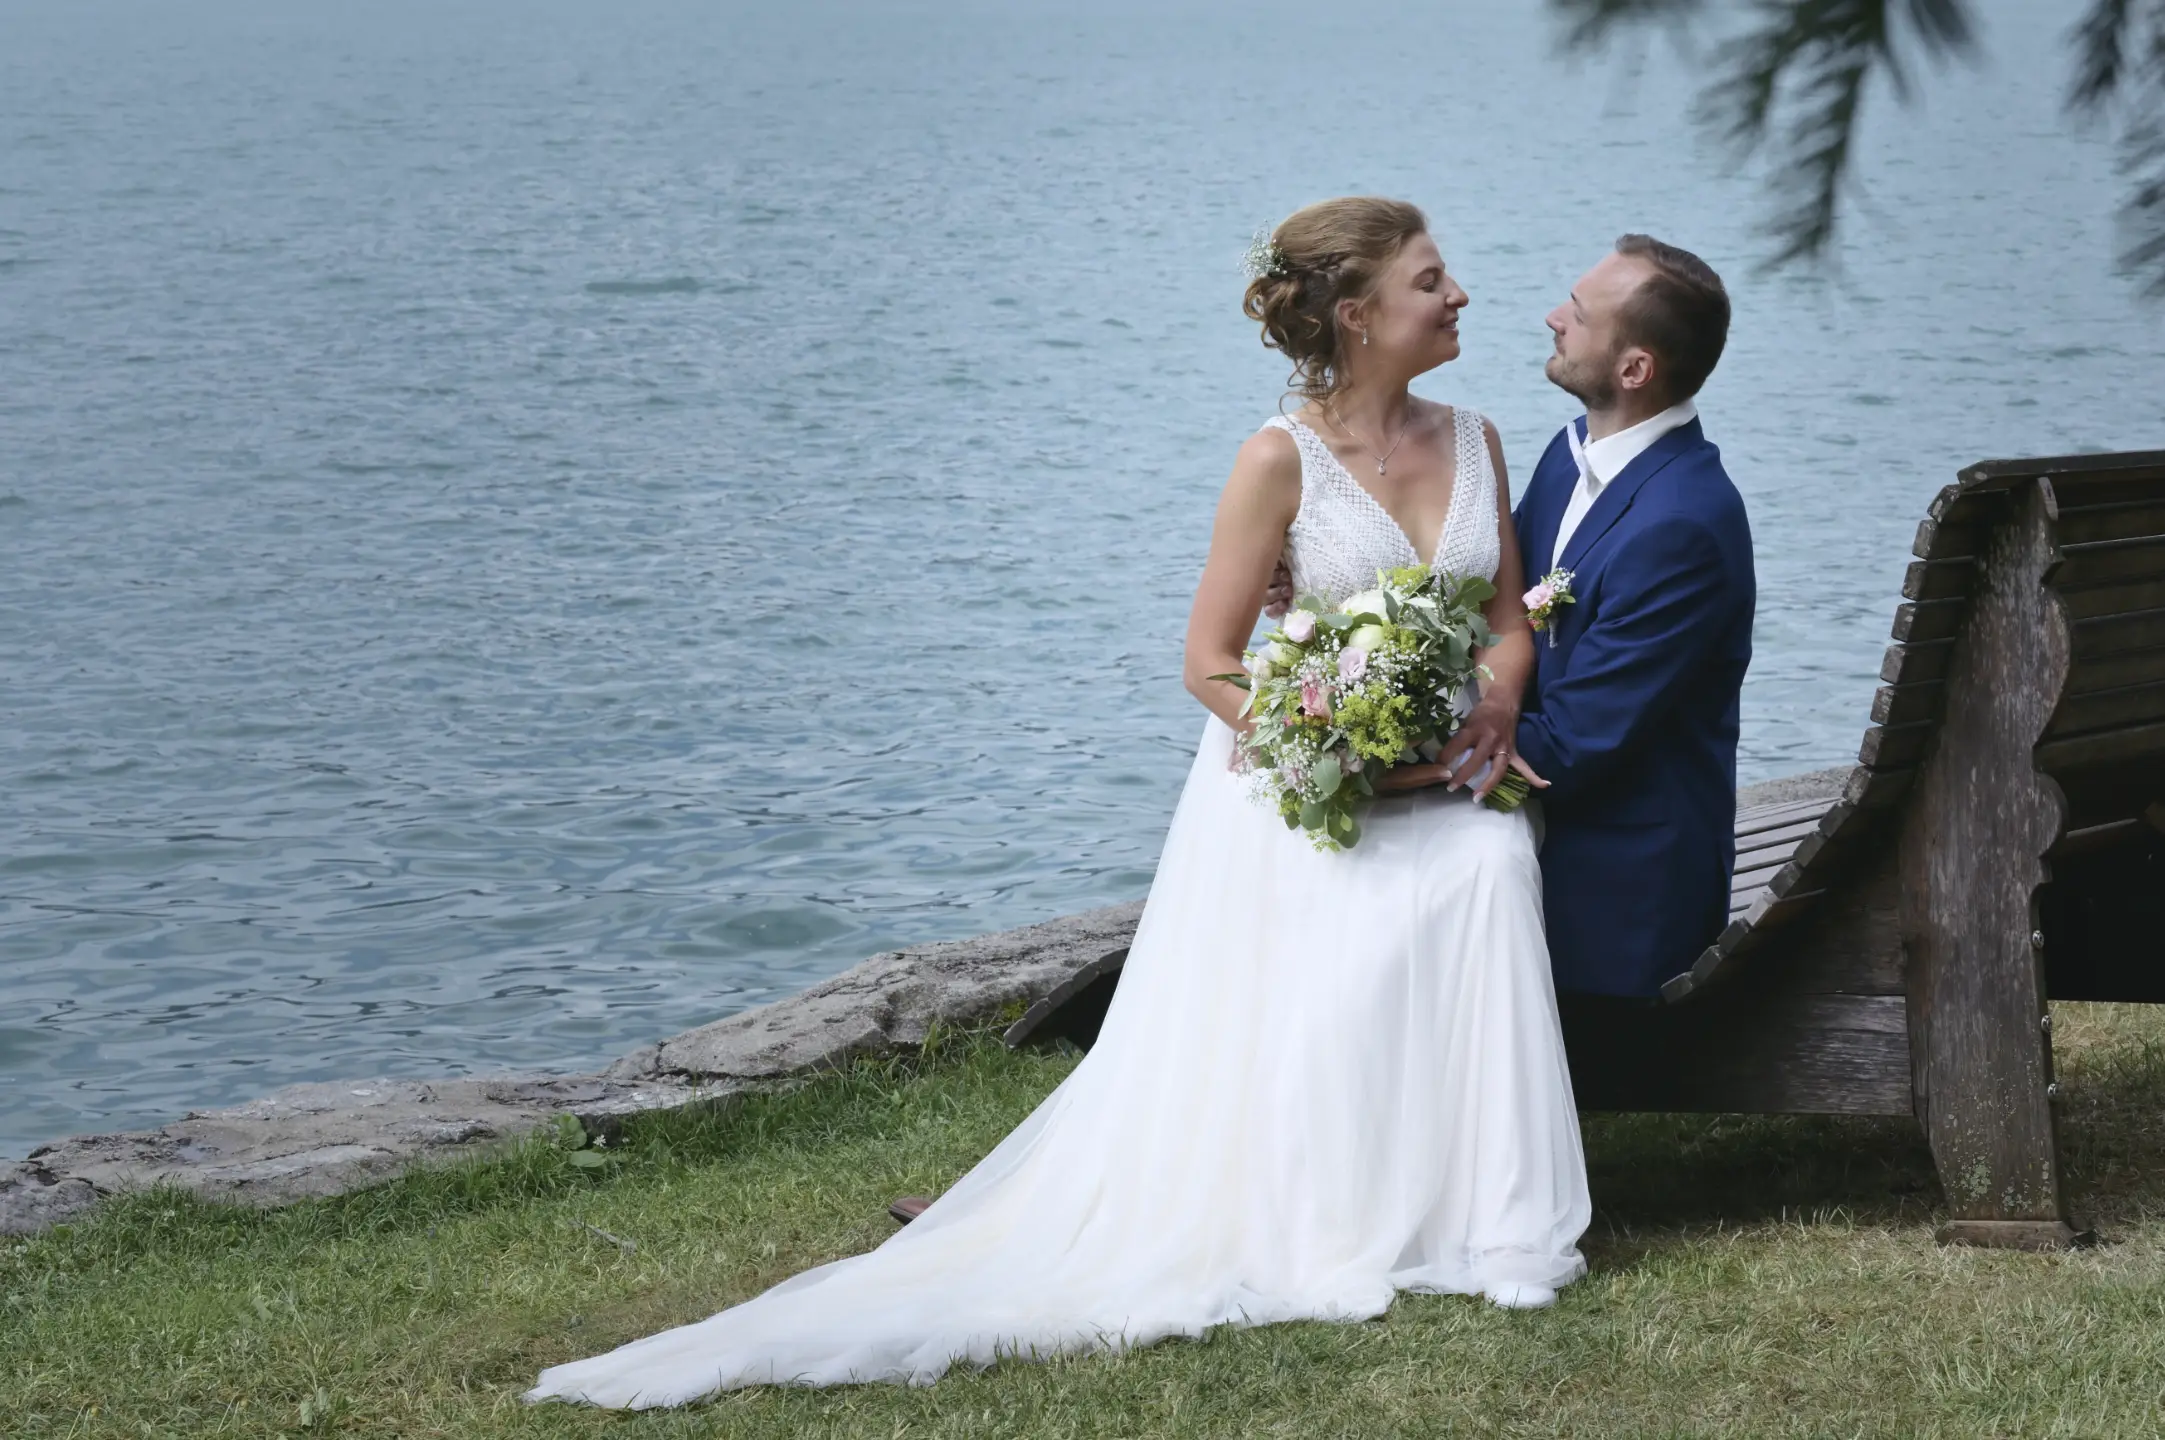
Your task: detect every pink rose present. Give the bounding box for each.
[1524,582,1556,611]
[1300,680,1331,718]
[1281,609,1317,643]
[1337,647,1369,682]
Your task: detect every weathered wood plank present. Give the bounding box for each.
[1964,450,2165,484]
[1736,798,1840,839]
[2047,817,2155,858]
[2056,500,2165,546]
[2046,680,2165,739]
[1893,599,1968,643]
[2066,646,2165,695]
[1938,1220,2093,1250]
[2037,717,2165,772]
[2040,470,2165,509]
[2056,577,2165,621]
[1915,515,1984,561]
[1844,765,1916,810]
[2051,535,2165,589]
[1001,948,1130,1051]
[1737,816,1831,861]
[1884,640,1956,686]
[1859,722,1935,769]
[1904,558,1979,601]
[1873,681,1946,727]
[1732,861,1794,900]
[1760,855,1906,996]
[1898,478,2073,1235]
[1564,992,1912,1116]
[1742,886,1827,930]
[2072,608,2165,658]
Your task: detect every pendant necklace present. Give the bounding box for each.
[1328,399,1410,477]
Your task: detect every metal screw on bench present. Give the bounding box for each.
[2047,1083,2061,1101]
[2031,930,2045,950]
[2040,1013,2052,1033]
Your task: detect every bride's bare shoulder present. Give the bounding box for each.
[1222,423,1302,519]
[1234,420,1301,477]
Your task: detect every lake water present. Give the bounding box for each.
[4,0,2162,1157]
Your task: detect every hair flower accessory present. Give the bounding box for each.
[1241,226,1287,281]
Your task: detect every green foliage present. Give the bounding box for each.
[1553,0,2165,292]
[14,1009,2165,1436]
[1331,688,1418,762]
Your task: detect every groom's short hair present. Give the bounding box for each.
[1612,234,1730,405]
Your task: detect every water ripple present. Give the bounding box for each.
[1,0,2161,1155]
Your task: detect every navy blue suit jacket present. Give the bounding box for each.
[1512,417,1755,998]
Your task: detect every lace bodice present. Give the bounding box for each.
[1262,407,1499,605]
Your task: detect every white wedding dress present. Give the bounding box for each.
[528,407,1590,1408]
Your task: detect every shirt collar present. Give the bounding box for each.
[1573,399,1698,486]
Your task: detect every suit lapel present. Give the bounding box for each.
[1525,420,1585,578]
[1557,418,1704,573]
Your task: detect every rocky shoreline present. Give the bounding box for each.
[0,767,1850,1238]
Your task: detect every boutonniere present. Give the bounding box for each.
[1523,568,1576,647]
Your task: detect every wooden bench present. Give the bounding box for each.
[1010,448,2165,1248]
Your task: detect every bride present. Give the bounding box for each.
[528,196,1590,1408]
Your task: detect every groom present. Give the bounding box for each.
[1507,234,1754,998]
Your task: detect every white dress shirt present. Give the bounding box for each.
[1551,399,1699,560]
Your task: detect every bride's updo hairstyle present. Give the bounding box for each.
[1243,197,1429,403]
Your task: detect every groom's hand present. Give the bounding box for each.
[1440,697,1549,801]
[1262,558,1294,618]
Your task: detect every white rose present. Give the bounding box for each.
[1246,651,1276,680]
[1339,589,1387,619]
[1347,624,1387,652]
[1265,640,1302,668]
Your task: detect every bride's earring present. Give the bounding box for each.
[1361,329,1369,346]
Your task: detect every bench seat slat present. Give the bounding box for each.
[1964,450,2165,484]
[2041,469,2165,509]
[1872,681,1945,726]
[1859,722,1934,769]
[2073,608,2165,657]
[2047,679,2165,739]
[2066,646,2165,696]
[2056,500,2165,546]
[2037,718,2165,773]
[1914,515,1983,561]
[1903,558,1978,601]
[1733,860,1797,898]
[1737,816,1831,859]
[1844,765,1917,810]
[1882,640,1954,685]
[2058,576,2165,621]
[1734,796,1840,837]
[2053,534,2165,588]
[1894,599,1967,643]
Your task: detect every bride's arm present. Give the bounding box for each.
[1436,419,1545,798]
[1182,429,1303,733]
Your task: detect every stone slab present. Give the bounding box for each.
[1738,766,1853,810]
[1,900,1144,1236]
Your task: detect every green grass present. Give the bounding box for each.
[11,1005,2165,1438]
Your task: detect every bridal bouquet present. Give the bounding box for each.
[1217,565,1530,852]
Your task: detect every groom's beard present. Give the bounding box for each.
[1545,351,1617,411]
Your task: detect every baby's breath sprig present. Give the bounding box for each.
[1241,227,1287,282]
